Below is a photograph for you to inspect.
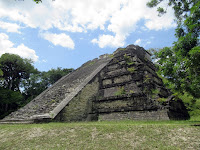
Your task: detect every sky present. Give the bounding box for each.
[0,0,177,71]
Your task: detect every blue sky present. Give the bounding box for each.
[0,0,177,71]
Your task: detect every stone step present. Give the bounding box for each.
[96,93,143,102]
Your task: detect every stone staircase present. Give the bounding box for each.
[1,55,111,123]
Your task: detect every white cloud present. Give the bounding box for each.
[0,0,176,48]
[134,38,152,48]
[90,0,176,48]
[91,34,125,48]
[0,33,38,62]
[144,2,176,30]
[0,21,21,33]
[40,32,75,49]
[134,39,142,45]
[144,8,176,30]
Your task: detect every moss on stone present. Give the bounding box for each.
[114,87,126,96]
[55,77,99,122]
[127,67,135,73]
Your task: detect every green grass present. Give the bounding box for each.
[0,120,200,150]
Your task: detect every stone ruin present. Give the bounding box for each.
[0,45,189,123]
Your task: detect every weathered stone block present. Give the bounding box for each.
[96,97,150,113]
[125,83,142,94]
[119,60,126,65]
[106,67,126,76]
[103,87,118,97]
[98,110,170,121]
[102,79,112,86]
[114,75,132,84]
[107,64,119,70]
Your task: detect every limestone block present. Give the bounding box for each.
[97,100,129,110]
[119,61,126,65]
[100,71,105,78]
[103,87,118,97]
[102,79,112,86]
[107,64,119,70]
[97,97,149,113]
[145,53,151,61]
[98,110,170,121]
[114,75,132,84]
[131,56,137,62]
[106,67,126,76]
[125,83,142,94]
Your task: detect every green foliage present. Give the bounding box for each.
[177,92,200,117]
[124,54,134,65]
[152,89,159,95]
[147,0,200,98]
[43,67,73,86]
[157,7,166,16]
[0,53,35,118]
[22,67,73,102]
[0,53,35,91]
[115,87,126,96]
[50,99,56,104]
[157,97,167,103]
[127,67,135,73]
[0,87,24,119]
[33,0,55,4]
[118,48,126,51]
[151,89,160,99]
[0,69,3,76]
[88,61,95,66]
[0,53,73,118]
[129,90,134,94]
[146,0,159,8]
[108,54,114,58]
[143,75,151,83]
[33,0,42,3]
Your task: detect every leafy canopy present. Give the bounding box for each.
[147,0,200,98]
[0,53,35,91]
[22,67,73,102]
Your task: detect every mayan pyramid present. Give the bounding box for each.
[0,45,189,123]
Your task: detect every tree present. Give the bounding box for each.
[41,67,74,87]
[0,87,23,119]
[0,53,35,91]
[0,53,36,119]
[22,67,73,102]
[147,0,200,98]
[33,0,42,3]
[0,53,73,119]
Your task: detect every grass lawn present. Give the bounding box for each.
[0,119,200,150]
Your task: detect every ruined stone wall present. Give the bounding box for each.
[93,45,172,121]
[98,110,170,121]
